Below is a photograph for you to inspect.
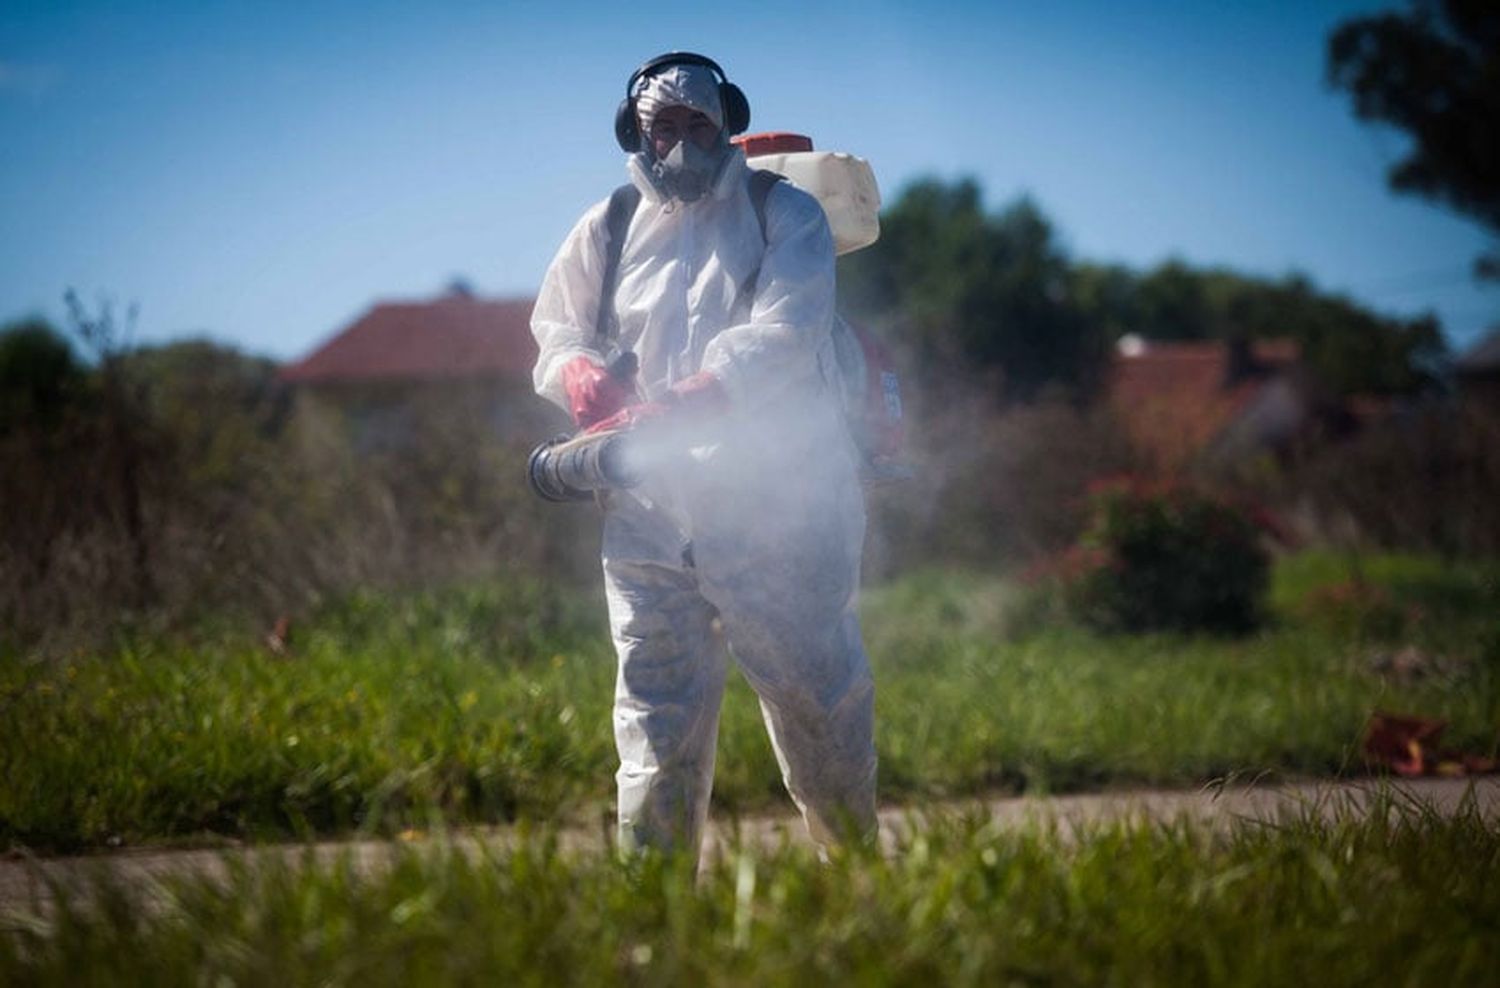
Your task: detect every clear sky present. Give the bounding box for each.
[2,0,1495,361]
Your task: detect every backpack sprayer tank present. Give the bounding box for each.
[734,132,910,483]
[731,132,881,256]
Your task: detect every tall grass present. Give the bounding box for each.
[2,553,1496,851]
[4,794,1497,985]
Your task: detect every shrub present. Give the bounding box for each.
[1294,580,1418,642]
[0,318,598,654]
[1058,477,1271,634]
[864,392,1138,579]
[1287,401,1500,555]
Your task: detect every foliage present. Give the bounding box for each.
[838,178,1445,406]
[1295,580,1425,642]
[118,338,291,487]
[4,556,1497,851]
[0,303,166,632]
[1072,262,1447,395]
[864,395,1137,578]
[0,318,86,430]
[4,801,1499,986]
[4,226,1457,652]
[839,179,1108,401]
[0,578,615,851]
[1050,477,1273,635]
[1287,400,1500,555]
[1328,0,1500,277]
[0,306,593,653]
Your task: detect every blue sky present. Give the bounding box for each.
[2,0,1495,360]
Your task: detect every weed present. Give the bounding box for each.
[2,796,1496,985]
[2,556,1496,851]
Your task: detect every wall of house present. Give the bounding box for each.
[1458,372,1500,425]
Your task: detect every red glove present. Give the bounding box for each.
[561,356,634,429]
[584,400,670,434]
[584,371,729,435]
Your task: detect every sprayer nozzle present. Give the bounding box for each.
[526,430,643,502]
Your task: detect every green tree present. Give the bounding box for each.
[1328,0,1500,277]
[0,318,86,431]
[1070,261,1444,395]
[841,177,1442,402]
[1135,260,1210,341]
[1069,263,1139,344]
[839,178,1107,401]
[120,340,289,489]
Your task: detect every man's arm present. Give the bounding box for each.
[530,199,614,412]
[700,182,837,410]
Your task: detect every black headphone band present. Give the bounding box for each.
[625,52,728,98]
[615,51,749,152]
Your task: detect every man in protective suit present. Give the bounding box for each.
[529,52,876,854]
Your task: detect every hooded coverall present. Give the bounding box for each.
[530,145,877,853]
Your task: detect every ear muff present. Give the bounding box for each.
[614,98,643,154]
[615,51,751,153]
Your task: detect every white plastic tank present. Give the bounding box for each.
[733,133,881,256]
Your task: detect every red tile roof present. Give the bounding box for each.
[1456,328,1500,374]
[279,296,538,384]
[1107,338,1300,472]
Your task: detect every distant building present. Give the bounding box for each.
[1106,335,1331,474]
[1454,328,1500,422]
[279,288,562,450]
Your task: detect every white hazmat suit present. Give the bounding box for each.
[530,72,877,854]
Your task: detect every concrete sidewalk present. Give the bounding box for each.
[3,776,1496,915]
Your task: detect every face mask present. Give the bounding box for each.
[650,137,729,203]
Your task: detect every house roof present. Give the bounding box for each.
[279,295,538,384]
[1107,338,1301,472]
[1455,327,1500,374]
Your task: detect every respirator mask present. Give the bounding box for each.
[625,59,738,203]
[650,134,730,203]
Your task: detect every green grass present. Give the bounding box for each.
[2,553,1497,851]
[865,557,1500,796]
[4,794,1497,986]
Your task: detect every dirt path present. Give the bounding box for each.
[3,777,1496,914]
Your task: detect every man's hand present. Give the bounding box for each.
[584,371,729,435]
[584,400,670,434]
[562,356,635,429]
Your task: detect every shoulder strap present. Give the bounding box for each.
[596,184,642,341]
[748,169,785,243]
[597,172,782,340]
[733,169,786,310]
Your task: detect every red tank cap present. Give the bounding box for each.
[732,132,814,157]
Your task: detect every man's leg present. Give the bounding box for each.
[693,471,878,848]
[732,599,878,847]
[602,493,727,854]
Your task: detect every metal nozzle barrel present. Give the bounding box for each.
[526,429,642,502]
